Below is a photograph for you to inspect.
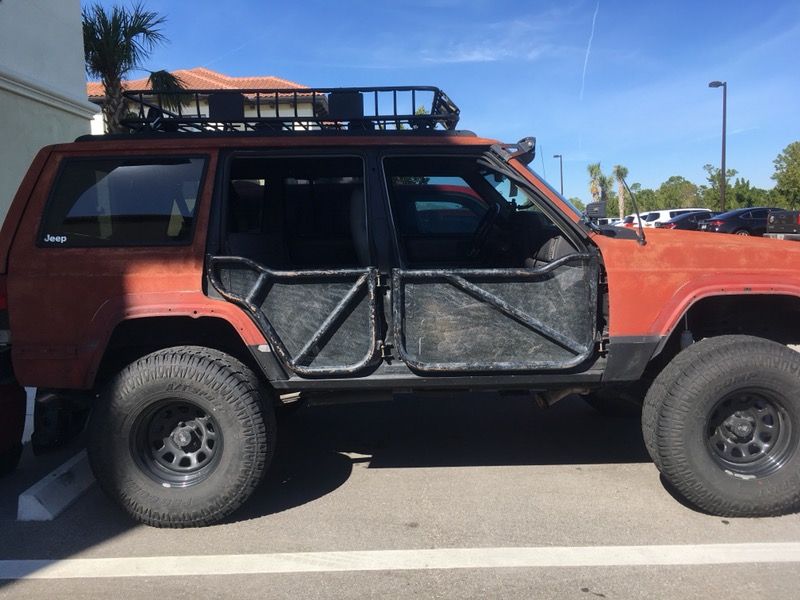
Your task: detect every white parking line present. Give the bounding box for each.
[1,542,799,580]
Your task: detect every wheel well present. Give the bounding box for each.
[654,294,800,370]
[94,316,263,387]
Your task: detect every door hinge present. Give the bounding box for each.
[376,273,390,289]
[380,341,393,359]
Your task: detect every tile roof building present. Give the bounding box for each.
[86,67,307,99]
[87,67,313,133]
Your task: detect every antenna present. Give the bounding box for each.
[620,176,646,246]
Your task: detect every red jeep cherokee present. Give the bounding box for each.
[1,86,799,527]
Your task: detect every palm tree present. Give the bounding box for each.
[587,163,602,203]
[599,174,613,202]
[613,165,629,219]
[83,3,183,133]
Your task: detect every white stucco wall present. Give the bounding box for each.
[0,0,95,220]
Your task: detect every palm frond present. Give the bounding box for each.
[148,70,189,111]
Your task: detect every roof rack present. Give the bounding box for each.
[119,86,460,133]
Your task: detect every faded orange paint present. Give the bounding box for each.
[593,228,800,337]
[5,135,800,389]
[6,148,266,388]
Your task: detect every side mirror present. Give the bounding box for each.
[585,201,607,219]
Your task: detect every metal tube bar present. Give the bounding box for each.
[244,272,269,306]
[292,273,368,365]
[443,274,585,355]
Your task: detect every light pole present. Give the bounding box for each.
[708,80,727,212]
[553,154,564,196]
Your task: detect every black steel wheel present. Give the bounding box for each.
[133,400,223,487]
[89,346,275,528]
[706,391,793,478]
[643,335,800,517]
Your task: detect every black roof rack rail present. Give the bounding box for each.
[119,85,460,134]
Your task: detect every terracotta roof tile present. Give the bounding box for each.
[87,67,308,98]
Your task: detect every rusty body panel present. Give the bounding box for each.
[592,228,800,338]
[4,147,266,388]
[4,133,800,390]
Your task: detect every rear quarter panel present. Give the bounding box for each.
[6,147,264,389]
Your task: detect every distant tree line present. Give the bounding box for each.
[570,141,800,215]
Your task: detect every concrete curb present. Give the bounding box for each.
[17,450,95,521]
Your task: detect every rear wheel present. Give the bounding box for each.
[734,229,750,236]
[89,346,274,527]
[643,336,800,516]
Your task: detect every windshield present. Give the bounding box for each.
[517,163,583,218]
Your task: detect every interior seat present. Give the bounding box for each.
[524,235,575,269]
[226,181,286,266]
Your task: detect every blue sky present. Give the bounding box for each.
[82,0,800,202]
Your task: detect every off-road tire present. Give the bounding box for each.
[642,336,741,470]
[643,335,800,517]
[88,346,275,527]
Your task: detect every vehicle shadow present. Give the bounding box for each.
[233,392,650,522]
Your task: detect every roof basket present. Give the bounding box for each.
[119,86,460,133]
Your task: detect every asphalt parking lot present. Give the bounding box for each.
[1,393,799,599]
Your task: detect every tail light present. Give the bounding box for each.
[624,222,634,228]
[709,220,724,227]
[661,222,677,229]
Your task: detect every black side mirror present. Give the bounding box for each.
[585,201,607,219]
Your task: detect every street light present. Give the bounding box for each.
[553,154,564,195]
[708,80,727,212]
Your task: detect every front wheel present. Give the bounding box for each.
[88,346,275,527]
[734,229,750,236]
[643,336,800,517]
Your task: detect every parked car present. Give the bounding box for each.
[698,207,781,236]
[655,210,713,231]
[642,208,709,228]
[617,212,651,228]
[764,209,800,241]
[2,85,800,526]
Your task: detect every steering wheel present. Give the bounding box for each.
[468,203,501,258]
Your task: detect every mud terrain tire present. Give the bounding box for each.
[88,346,274,527]
[643,335,800,517]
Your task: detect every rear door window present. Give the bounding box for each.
[41,157,206,247]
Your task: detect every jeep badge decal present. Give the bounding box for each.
[43,234,68,244]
